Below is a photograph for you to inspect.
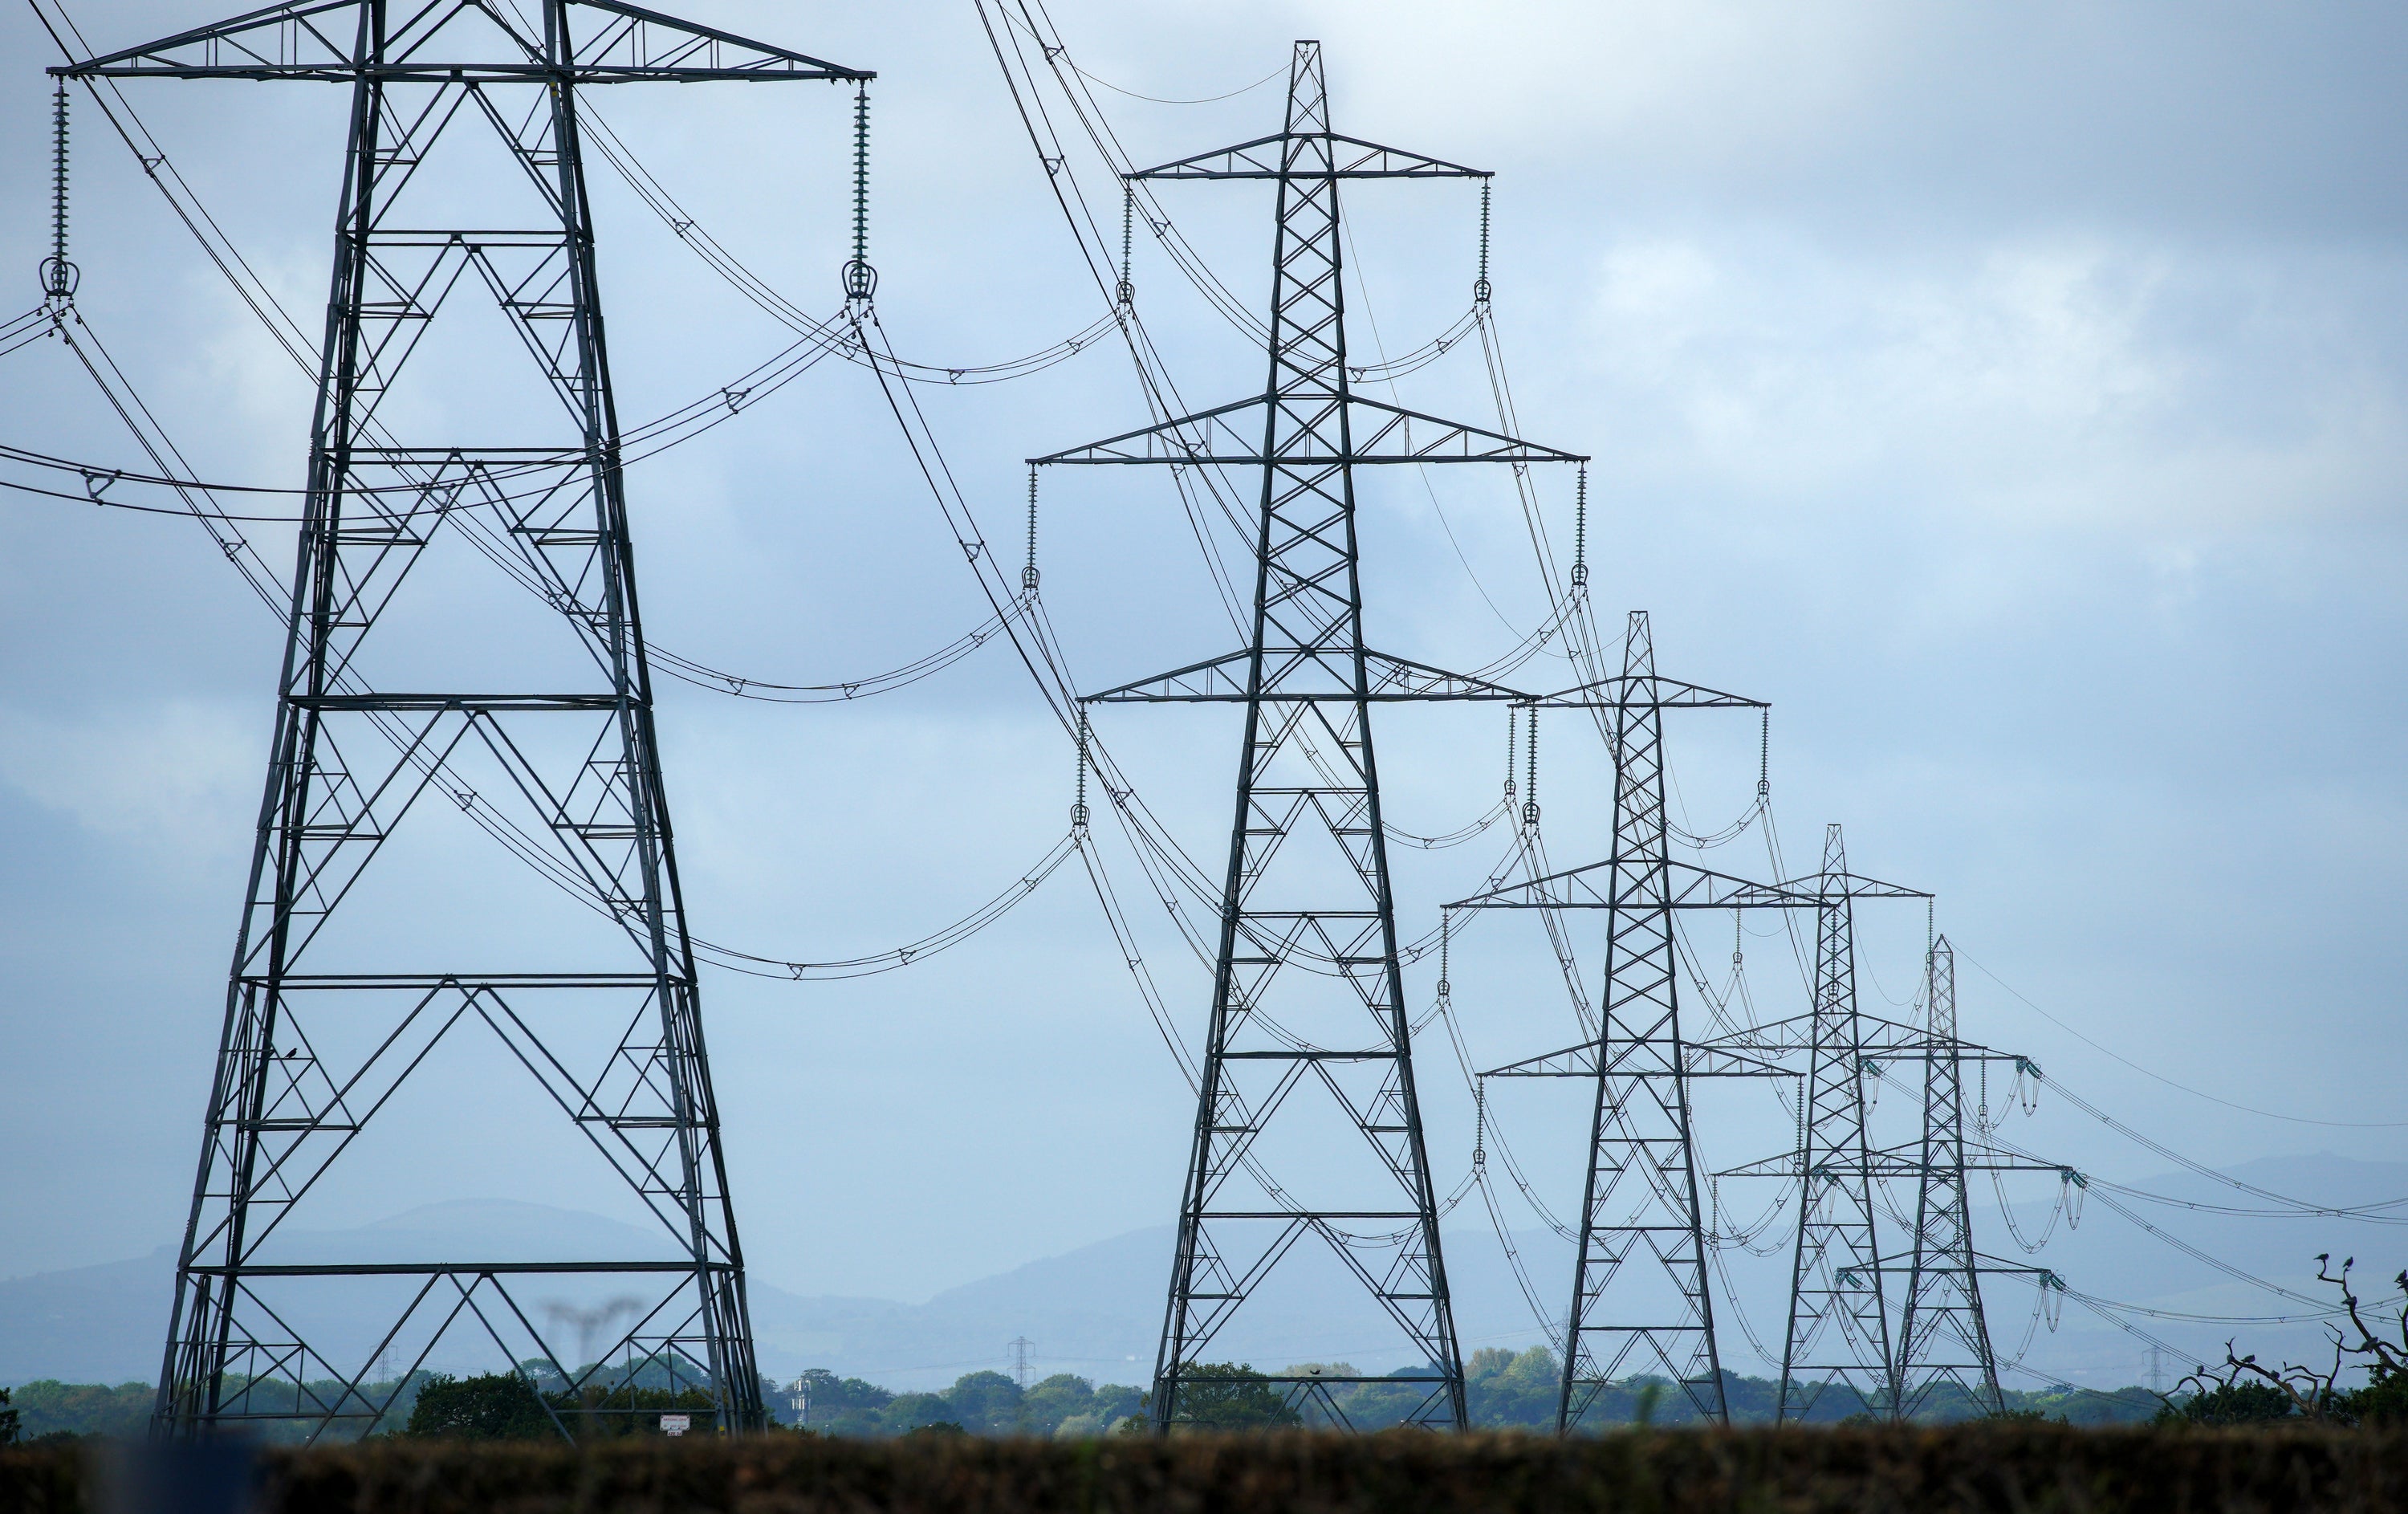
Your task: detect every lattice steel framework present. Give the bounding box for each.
[1776,824,1918,1420]
[1462,613,1774,1428]
[59,0,868,1443]
[1034,40,1582,1431]
[1893,935,2004,1417]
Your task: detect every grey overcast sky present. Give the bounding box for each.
[2,0,2403,1372]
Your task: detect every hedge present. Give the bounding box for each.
[6,1425,2408,1514]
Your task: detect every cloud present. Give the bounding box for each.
[1575,232,2408,539]
[0,699,257,859]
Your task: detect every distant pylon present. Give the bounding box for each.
[1893,937,2003,1415]
[1450,614,1780,1430]
[1463,615,1771,1428]
[1035,40,1584,1431]
[58,1,868,1443]
[1779,824,1898,1420]
[1893,936,2003,1418]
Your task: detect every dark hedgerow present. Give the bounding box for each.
[3,1423,2408,1514]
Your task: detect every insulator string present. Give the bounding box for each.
[843,83,874,303]
[1023,466,1040,591]
[1119,183,1134,306]
[1474,178,1491,304]
[43,79,76,299]
[1521,707,1539,828]
[1571,464,1588,590]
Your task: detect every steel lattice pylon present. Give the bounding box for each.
[1894,936,2005,1417]
[58,1,868,1443]
[1452,613,1789,1429]
[1034,41,1582,1431]
[1532,615,1730,1427]
[1778,824,1904,1419]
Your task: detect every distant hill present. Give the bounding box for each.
[10,1153,2404,1394]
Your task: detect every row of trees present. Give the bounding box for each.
[8,1260,2395,1443]
[779,1368,1145,1438]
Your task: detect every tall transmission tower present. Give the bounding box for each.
[58,1,868,1442]
[1700,913,2050,1420]
[1033,40,1583,1431]
[1777,824,1922,1421]
[1893,935,2003,1417]
[1453,613,1780,1429]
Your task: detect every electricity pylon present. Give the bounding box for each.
[59,1,867,1442]
[1775,824,1921,1421]
[1698,918,2048,1421]
[1450,613,1788,1429]
[1033,40,1583,1431]
[1894,936,2003,1417]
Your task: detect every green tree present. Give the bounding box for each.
[0,1386,18,1446]
[881,1391,959,1433]
[1021,1373,1094,1437]
[2169,1380,2296,1425]
[1467,1347,1559,1428]
[549,1382,715,1438]
[785,1368,893,1435]
[1169,1363,1300,1430]
[942,1370,1024,1434]
[4,1381,153,1440]
[403,1372,558,1441]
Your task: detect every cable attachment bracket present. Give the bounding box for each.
[41,79,77,301]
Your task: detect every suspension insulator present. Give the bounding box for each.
[841,258,877,304]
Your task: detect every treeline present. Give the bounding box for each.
[0,1354,2168,1443]
[782,1369,1143,1437]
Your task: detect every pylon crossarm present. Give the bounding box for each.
[1771,869,1933,901]
[1364,650,1534,699]
[1495,1024,1794,1081]
[57,0,869,82]
[1034,395,1584,466]
[1681,1044,1800,1080]
[1129,130,1488,181]
[1344,397,1586,463]
[1448,858,1821,912]
[1714,1151,1804,1180]
[1856,1141,2062,1174]
[1971,1254,2067,1280]
[1084,647,1535,702]
[1031,395,1265,465]
[1519,673,1763,710]
[1479,1038,1600,1078]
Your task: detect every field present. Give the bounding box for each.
[6,1426,2408,1514]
